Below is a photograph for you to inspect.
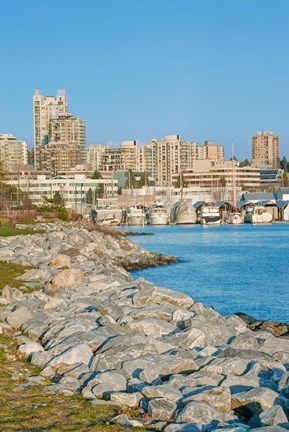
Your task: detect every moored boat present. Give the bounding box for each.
[198,202,221,225]
[126,205,146,226]
[149,203,169,225]
[248,205,272,224]
[227,212,244,225]
[175,201,197,224]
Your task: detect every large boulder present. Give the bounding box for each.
[47,268,84,294]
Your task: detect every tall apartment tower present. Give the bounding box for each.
[43,114,86,174]
[33,89,68,170]
[252,131,280,169]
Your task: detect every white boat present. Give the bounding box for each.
[149,203,169,225]
[227,212,244,225]
[199,202,221,225]
[249,206,272,224]
[126,205,146,226]
[175,201,197,224]
[98,217,120,226]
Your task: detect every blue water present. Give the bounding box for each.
[124,224,289,324]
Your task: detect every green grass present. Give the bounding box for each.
[0,226,45,237]
[0,261,30,293]
[0,335,148,431]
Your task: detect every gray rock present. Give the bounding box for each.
[231,387,279,412]
[164,425,201,432]
[18,341,44,356]
[147,398,177,421]
[203,357,251,376]
[259,405,288,426]
[182,386,232,413]
[259,337,289,356]
[129,304,175,321]
[110,413,144,428]
[127,318,176,337]
[176,401,225,424]
[142,385,182,402]
[5,305,34,329]
[48,343,93,369]
[230,331,259,351]
[133,285,195,309]
[109,392,142,407]
[49,254,71,269]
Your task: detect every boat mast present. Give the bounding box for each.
[232,142,236,210]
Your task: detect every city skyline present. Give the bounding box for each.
[1,0,289,160]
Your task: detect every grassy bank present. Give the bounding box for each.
[0,226,45,237]
[0,335,146,431]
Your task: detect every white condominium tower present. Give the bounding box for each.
[33,89,68,170]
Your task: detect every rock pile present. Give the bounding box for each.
[0,223,289,431]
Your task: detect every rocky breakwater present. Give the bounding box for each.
[0,223,289,431]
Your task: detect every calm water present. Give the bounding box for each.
[125,224,289,324]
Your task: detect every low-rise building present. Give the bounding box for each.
[6,174,118,213]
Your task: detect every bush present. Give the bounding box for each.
[58,207,69,221]
[16,215,35,224]
[0,217,11,227]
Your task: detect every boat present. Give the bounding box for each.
[226,143,244,225]
[248,206,272,224]
[198,202,221,225]
[98,217,120,226]
[175,201,197,224]
[148,203,169,225]
[227,212,244,225]
[126,205,146,226]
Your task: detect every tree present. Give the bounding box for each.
[53,191,64,206]
[86,188,93,204]
[140,171,149,187]
[280,156,289,172]
[175,172,187,188]
[92,170,103,179]
[282,171,289,187]
[220,175,227,187]
[239,158,250,167]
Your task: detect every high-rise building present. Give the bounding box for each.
[0,134,28,172]
[42,114,86,174]
[87,144,107,171]
[33,89,68,170]
[197,140,224,160]
[252,131,280,169]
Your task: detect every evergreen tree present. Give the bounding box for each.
[280,156,289,172]
[220,175,227,187]
[92,170,103,179]
[239,158,250,167]
[175,172,187,188]
[86,188,93,204]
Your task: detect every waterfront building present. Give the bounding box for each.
[33,89,68,170]
[5,174,118,213]
[171,160,262,201]
[252,131,280,169]
[0,134,28,172]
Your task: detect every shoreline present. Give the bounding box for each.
[0,222,289,430]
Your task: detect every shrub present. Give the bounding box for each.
[58,207,69,221]
[16,215,35,224]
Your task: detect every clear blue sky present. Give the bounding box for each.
[1,0,289,160]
